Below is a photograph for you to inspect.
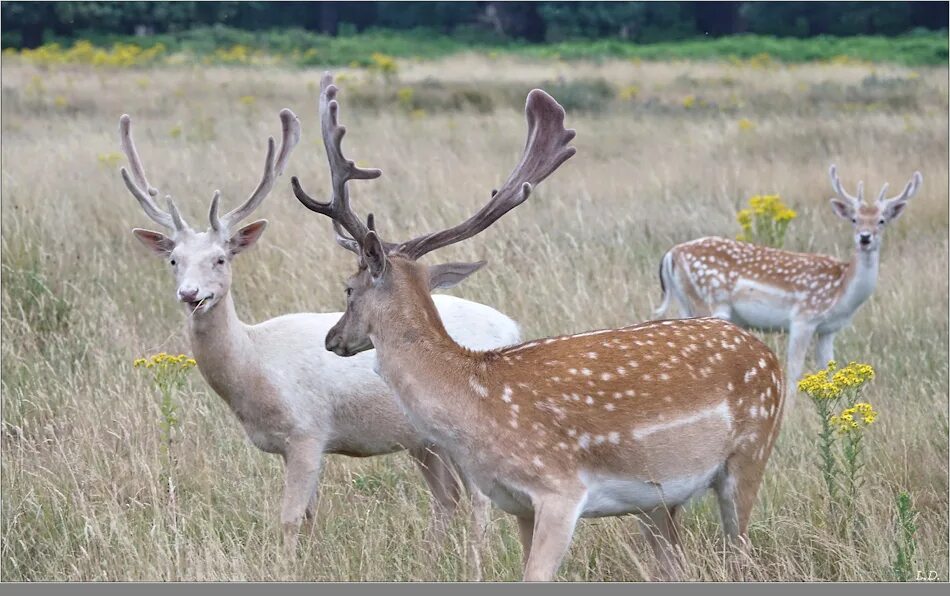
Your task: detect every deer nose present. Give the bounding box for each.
[178,288,200,302]
[859,233,872,245]
[326,333,342,353]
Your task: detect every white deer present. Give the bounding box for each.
[654,165,922,393]
[120,106,521,578]
[292,75,786,581]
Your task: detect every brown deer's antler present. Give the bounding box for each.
[294,72,576,260]
[292,73,386,253]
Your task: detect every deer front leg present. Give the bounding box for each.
[280,437,324,557]
[785,321,817,406]
[452,469,490,582]
[410,445,462,569]
[815,332,836,369]
[523,495,582,581]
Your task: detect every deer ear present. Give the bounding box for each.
[132,228,175,256]
[428,261,487,290]
[883,199,909,222]
[829,198,854,221]
[228,219,267,255]
[362,231,387,281]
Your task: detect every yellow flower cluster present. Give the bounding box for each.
[134,352,197,371]
[211,44,253,65]
[830,402,878,434]
[798,360,876,400]
[370,52,398,76]
[736,194,797,243]
[619,84,640,101]
[12,40,166,67]
[737,117,755,132]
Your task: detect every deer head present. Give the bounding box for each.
[828,164,922,252]
[291,73,575,356]
[123,109,300,313]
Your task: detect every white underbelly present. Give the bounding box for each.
[579,467,720,517]
[730,279,794,331]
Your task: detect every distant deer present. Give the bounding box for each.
[654,165,922,392]
[120,107,521,578]
[292,74,786,581]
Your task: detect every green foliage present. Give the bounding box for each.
[5,27,944,68]
[891,491,919,581]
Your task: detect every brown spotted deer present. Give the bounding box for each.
[292,74,786,581]
[654,165,922,393]
[121,107,522,578]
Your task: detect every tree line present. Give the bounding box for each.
[2,1,947,48]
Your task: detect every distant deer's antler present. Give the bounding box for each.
[829,164,864,207]
[875,170,923,207]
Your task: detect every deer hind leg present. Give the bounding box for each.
[713,452,767,579]
[523,494,583,581]
[280,438,324,557]
[516,514,534,572]
[410,445,463,567]
[638,505,684,581]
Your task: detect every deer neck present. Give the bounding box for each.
[369,280,479,441]
[837,245,880,315]
[185,291,256,406]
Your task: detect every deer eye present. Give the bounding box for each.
[851,218,856,223]
[878,219,885,225]
[216,257,226,266]
[345,287,354,297]
[169,259,177,266]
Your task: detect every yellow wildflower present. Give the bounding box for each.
[830,402,878,434]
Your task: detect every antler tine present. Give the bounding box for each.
[829,164,860,206]
[219,109,302,231]
[879,171,923,206]
[119,114,181,230]
[397,89,576,260]
[292,72,383,254]
[875,182,890,203]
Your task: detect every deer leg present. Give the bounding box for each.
[815,332,836,369]
[714,451,767,580]
[523,495,582,581]
[280,438,323,557]
[638,506,684,581]
[516,514,534,571]
[459,471,490,582]
[410,445,462,560]
[785,322,817,406]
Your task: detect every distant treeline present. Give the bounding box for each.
[2,1,947,48]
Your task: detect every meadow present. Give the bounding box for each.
[1,50,947,581]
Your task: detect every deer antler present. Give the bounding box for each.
[120,114,188,231]
[211,109,301,233]
[876,170,923,207]
[395,89,576,259]
[829,164,864,206]
[292,73,386,253]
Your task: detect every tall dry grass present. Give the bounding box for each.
[1,55,947,581]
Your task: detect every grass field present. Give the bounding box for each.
[1,53,947,581]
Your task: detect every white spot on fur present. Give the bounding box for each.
[469,377,488,398]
